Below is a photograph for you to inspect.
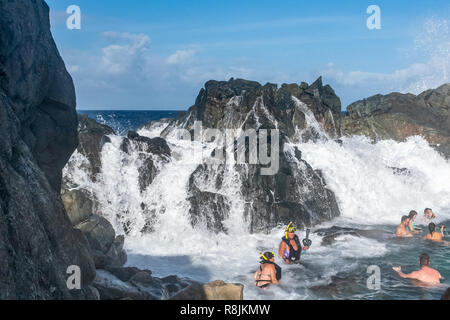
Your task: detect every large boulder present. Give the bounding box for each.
[77,114,115,180]
[75,214,127,269]
[342,84,450,158]
[93,269,194,300]
[0,0,97,299]
[171,280,244,300]
[61,188,94,226]
[160,78,341,233]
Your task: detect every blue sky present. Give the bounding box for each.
[46,0,450,110]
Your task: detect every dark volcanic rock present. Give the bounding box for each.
[342,84,450,158]
[0,0,96,299]
[161,78,342,233]
[75,214,127,269]
[162,77,341,141]
[241,149,340,233]
[93,269,195,300]
[77,114,115,180]
[127,131,171,156]
[122,131,171,192]
[61,188,95,226]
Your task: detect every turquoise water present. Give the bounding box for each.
[295,223,450,300]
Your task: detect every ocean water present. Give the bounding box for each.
[65,110,450,300]
[78,110,183,135]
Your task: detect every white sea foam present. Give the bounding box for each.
[295,135,450,225]
[63,107,450,299]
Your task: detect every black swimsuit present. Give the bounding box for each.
[282,235,302,263]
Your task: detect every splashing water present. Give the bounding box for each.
[64,110,450,300]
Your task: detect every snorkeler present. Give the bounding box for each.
[423,223,446,242]
[407,210,421,234]
[254,252,281,289]
[392,253,443,285]
[396,216,413,238]
[278,222,311,264]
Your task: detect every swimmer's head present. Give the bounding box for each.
[408,210,418,220]
[428,223,436,234]
[401,215,409,225]
[260,251,275,263]
[419,253,430,267]
[424,208,434,218]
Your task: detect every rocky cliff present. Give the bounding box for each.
[0,0,96,298]
[151,77,342,233]
[342,84,450,158]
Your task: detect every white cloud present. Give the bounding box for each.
[166,49,196,65]
[100,32,151,75]
[320,18,449,96]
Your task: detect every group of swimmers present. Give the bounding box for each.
[254,210,448,299]
[253,222,310,289]
[392,208,448,289]
[395,208,448,243]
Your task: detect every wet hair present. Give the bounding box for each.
[441,287,450,300]
[419,253,430,267]
[408,210,418,219]
[428,223,436,234]
[401,215,409,223]
[260,252,274,263]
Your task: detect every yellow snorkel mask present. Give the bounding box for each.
[260,252,275,261]
[285,221,297,239]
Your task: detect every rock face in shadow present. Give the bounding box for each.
[342,84,450,158]
[77,114,115,180]
[93,269,195,300]
[0,0,96,299]
[158,77,341,233]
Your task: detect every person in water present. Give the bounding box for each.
[422,208,436,222]
[253,252,281,289]
[392,253,443,285]
[396,215,413,238]
[423,223,446,242]
[278,222,310,264]
[407,210,420,234]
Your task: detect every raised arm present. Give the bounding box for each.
[392,267,418,280]
[278,241,286,259]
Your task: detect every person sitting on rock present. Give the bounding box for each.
[396,216,413,238]
[278,222,310,264]
[392,253,443,285]
[424,223,445,243]
[254,252,280,289]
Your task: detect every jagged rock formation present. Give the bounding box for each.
[0,0,96,299]
[93,269,195,300]
[63,117,172,234]
[77,114,115,180]
[152,77,342,233]
[342,84,450,158]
